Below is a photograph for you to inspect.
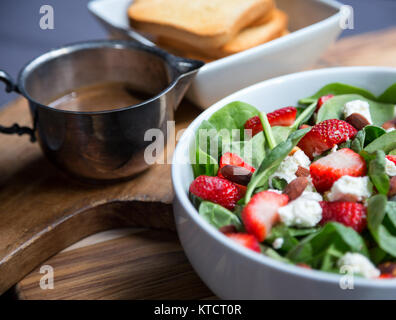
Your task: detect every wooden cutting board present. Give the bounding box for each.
[4,27,396,300]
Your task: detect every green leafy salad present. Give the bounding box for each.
[188,82,396,279]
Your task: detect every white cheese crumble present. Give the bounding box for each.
[385,158,396,176]
[327,176,372,202]
[267,189,283,194]
[272,237,284,249]
[343,100,373,124]
[269,150,311,187]
[386,127,395,133]
[278,191,323,228]
[338,252,380,279]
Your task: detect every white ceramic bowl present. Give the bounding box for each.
[172,67,396,299]
[88,0,344,109]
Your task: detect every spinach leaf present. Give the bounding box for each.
[244,128,310,203]
[367,150,390,195]
[290,102,317,130]
[208,101,260,141]
[316,94,394,126]
[191,120,220,178]
[364,130,396,154]
[271,126,292,145]
[265,224,299,253]
[198,201,242,230]
[222,132,266,168]
[386,201,396,230]
[271,177,287,191]
[362,125,387,145]
[266,224,320,253]
[367,194,396,257]
[299,83,377,105]
[339,126,385,154]
[261,246,292,264]
[349,129,365,153]
[378,83,396,103]
[287,222,369,268]
[191,147,219,178]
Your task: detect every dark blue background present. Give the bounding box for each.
[0,0,395,106]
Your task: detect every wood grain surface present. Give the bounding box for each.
[5,27,396,300]
[0,95,200,294]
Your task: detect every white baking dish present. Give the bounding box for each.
[88,0,344,109]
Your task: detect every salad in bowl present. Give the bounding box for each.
[187,80,396,280]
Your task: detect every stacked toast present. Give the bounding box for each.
[128,0,289,61]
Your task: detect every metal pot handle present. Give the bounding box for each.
[0,70,35,142]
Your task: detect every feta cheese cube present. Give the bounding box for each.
[272,237,284,249]
[327,176,372,202]
[269,150,311,187]
[343,100,373,124]
[338,252,380,279]
[278,192,322,228]
[385,158,396,176]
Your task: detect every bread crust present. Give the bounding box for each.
[157,9,288,59]
[128,0,274,49]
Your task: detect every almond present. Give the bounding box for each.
[378,262,396,277]
[382,118,396,130]
[283,177,309,201]
[289,146,301,156]
[295,166,310,177]
[345,113,370,131]
[219,225,237,234]
[220,165,253,186]
[388,176,396,198]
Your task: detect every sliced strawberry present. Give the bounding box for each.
[218,153,255,196]
[386,155,396,165]
[320,201,367,233]
[267,107,297,127]
[316,94,334,112]
[241,191,289,242]
[225,233,261,253]
[244,116,263,137]
[298,119,357,159]
[218,152,255,177]
[189,175,242,210]
[310,148,366,192]
[244,107,297,136]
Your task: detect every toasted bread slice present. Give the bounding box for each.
[128,0,274,49]
[250,1,276,27]
[221,9,288,55]
[157,9,288,58]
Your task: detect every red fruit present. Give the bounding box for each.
[386,155,396,165]
[217,153,254,196]
[298,119,358,159]
[189,175,242,210]
[310,148,366,192]
[244,116,263,136]
[378,274,394,279]
[244,107,297,136]
[225,233,261,253]
[242,191,289,242]
[267,107,297,127]
[316,94,334,111]
[320,201,367,233]
[218,152,255,178]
